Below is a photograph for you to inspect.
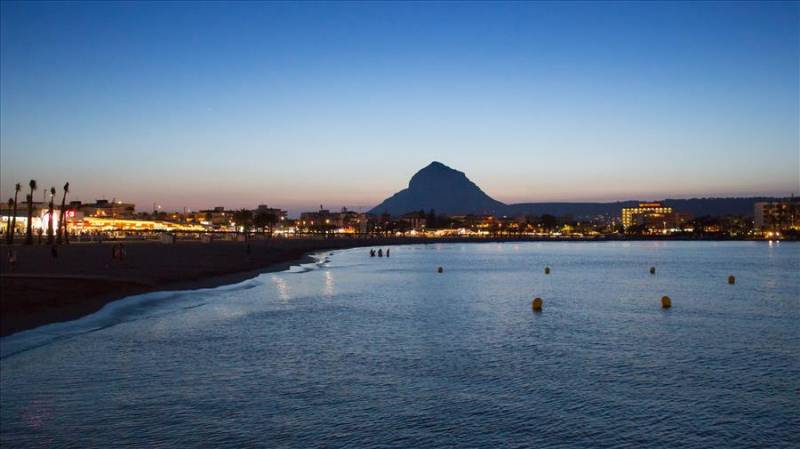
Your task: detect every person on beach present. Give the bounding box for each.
[378,249,383,257]
[8,250,17,272]
[386,249,390,257]
[111,243,125,263]
[370,249,375,257]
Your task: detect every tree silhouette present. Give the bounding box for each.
[233,209,254,234]
[626,223,647,235]
[57,182,69,244]
[541,214,558,232]
[253,211,278,236]
[6,183,20,244]
[24,180,37,245]
[5,198,13,241]
[46,187,55,245]
[426,209,437,229]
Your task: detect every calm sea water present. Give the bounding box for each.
[1,242,798,448]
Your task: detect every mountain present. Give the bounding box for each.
[369,161,784,217]
[368,162,506,215]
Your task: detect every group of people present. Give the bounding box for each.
[369,248,390,258]
[6,242,63,272]
[5,241,128,273]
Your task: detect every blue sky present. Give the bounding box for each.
[1,1,798,214]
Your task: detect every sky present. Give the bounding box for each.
[1,1,798,215]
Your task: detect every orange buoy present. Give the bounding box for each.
[532,297,543,312]
[661,296,672,309]
[650,266,656,274]
[544,267,551,275]
[437,266,443,273]
[728,275,735,285]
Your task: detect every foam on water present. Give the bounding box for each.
[0,254,327,360]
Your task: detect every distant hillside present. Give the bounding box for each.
[368,162,506,215]
[370,161,782,218]
[507,198,778,218]
[504,202,637,218]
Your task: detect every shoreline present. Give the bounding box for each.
[1,237,477,337]
[0,240,371,337]
[1,237,793,337]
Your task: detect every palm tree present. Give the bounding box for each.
[5,198,13,241]
[46,187,56,245]
[7,183,20,244]
[57,182,70,244]
[24,180,37,245]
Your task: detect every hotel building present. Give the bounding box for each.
[754,200,800,231]
[621,203,672,229]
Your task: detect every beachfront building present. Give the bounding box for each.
[198,207,236,229]
[754,199,800,232]
[255,205,287,221]
[75,217,205,233]
[0,201,40,236]
[400,212,427,231]
[79,199,137,219]
[334,208,362,232]
[296,207,362,233]
[622,203,672,229]
[621,202,690,233]
[254,205,288,230]
[182,210,210,225]
[298,208,334,233]
[0,200,76,238]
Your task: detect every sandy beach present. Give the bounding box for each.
[0,237,405,336]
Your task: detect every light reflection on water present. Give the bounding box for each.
[271,274,290,302]
[324,270,335,298]
[1,241,799,449]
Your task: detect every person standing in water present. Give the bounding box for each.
[378,249,383,257]
[386,248,390,257]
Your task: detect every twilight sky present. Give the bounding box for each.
[1,1,798,215]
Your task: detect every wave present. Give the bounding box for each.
[0,259,314,360]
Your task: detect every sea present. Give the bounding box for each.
[1,241,798,448]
